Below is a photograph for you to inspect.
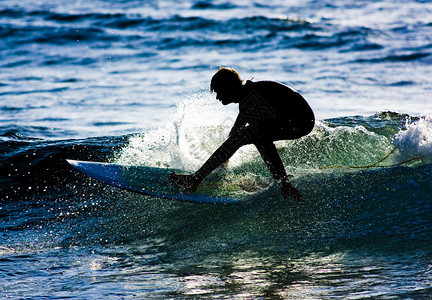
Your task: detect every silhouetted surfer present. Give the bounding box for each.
[170,67,315,201]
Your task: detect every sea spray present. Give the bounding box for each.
[394,115,432,164]
[114,106,408,177]
[114,95,238,170]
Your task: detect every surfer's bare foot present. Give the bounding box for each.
[280,179,302,202]
[169,172,200,192]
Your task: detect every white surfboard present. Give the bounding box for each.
[67,160,240,205]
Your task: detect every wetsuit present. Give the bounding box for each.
[194,80,315,183]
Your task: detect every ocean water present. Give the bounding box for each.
[1,0,432,298]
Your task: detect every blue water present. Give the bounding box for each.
[1,0,432,298]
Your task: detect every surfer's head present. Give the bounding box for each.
[210,67,243,105]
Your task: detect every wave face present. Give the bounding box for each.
[2,110,432,298]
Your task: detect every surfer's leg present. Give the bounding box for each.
[170,130,250,191]
[254,141,286,181]
[254,140,302,201]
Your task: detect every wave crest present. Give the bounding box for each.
[115,98,430,180]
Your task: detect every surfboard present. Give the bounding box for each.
[66,160,240,204]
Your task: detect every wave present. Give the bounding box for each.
[3,4,431,74]
[0,7,373,53]
[3,107,430,202]
[1,108,431,259]
[105,106,431,250]
[0,133,128,199]
[354,52,431,64]
[115,101,431,171]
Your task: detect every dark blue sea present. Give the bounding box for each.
[1,0,432,298]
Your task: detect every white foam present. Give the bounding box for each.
[116,96,428,176]
[394,116,432,161]
[114,94,241,170]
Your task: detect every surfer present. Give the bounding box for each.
[170,67,315,201]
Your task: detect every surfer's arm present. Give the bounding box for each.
[229,115,247,137]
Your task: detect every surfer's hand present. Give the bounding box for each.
[280,179,302,202]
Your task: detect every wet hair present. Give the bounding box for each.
[210,67,243,92]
